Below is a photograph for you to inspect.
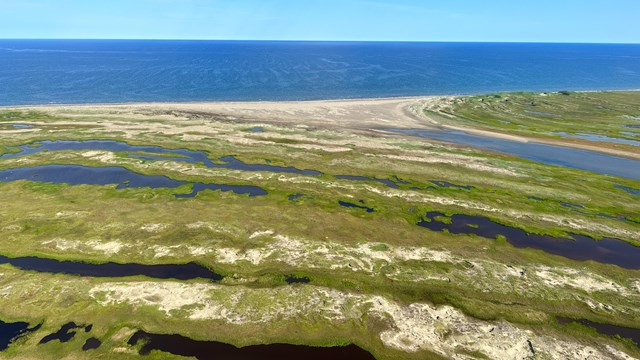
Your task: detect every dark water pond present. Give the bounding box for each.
[1,321,40,351]
[339,201,375,213]
[0,254,223,281]
[386,128,640,181]
[40,322,86,344]
[128,330,376,360]
[215,155,320,175]
[1,140,321,175]
[431,181,474,190]
[418,212,640,269]
[285,275,310,284]
[2,124,33,129]
[391,176,410,185]
[558,317,640,348]
[559,202,585,209]
[616,185,640,196]
[288,193,304,201]
[173,182,266,198]
[82,337,101,351]
[246,127,264,133]
[0,165,266,198]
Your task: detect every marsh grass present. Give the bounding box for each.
[0,98,638,359]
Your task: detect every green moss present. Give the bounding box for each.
[433,215,452,224]
[432,90,640,142]
[368,243,390,252]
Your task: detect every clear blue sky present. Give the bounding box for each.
[1,0,638,43]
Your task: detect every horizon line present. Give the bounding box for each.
[1,38,639,45]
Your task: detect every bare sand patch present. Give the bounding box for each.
[89,281,635,360]
[140,223,169,232]
[11,97,436,132]
[535,266,627,294]
[150,245,211,258]
[215,233,454,272]
[43,239,126,255]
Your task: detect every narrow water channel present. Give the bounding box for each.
[0,255,222,281]
[386,128,640,180]
[557,317,640,348]
[418,211,640,269]
[128,330,376,360]
[0,165,267,198]
[0,321,40,351]
[1,140,321,175]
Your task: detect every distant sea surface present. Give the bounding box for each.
[1,40,640,105]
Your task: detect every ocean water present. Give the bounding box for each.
[1,40,640,105]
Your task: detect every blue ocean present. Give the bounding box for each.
[1,40,640,105]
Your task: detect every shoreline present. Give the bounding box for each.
[2,89,640,109]
[1,95,434,109]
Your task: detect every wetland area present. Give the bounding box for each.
[0,91,639,360]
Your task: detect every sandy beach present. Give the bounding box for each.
[6,96,433,131]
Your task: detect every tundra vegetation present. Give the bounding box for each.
[0,91,639,359]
